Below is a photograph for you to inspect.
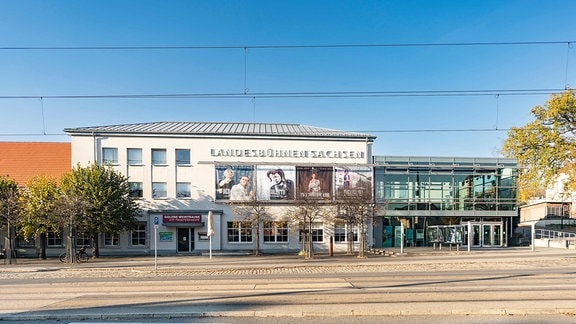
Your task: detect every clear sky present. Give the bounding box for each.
[1,0,575,157]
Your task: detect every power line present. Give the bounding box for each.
[0,88,567,100]
[0,40,573,51]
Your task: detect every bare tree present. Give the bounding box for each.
[285,196,334,259]
[231,195,272,256]
[335,187,375,258]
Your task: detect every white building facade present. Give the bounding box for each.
[64,122,376,256]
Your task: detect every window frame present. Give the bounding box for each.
[102,147,119,165]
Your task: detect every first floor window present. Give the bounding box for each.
[176,182,191,198]
[46,230,63,247]
[152,182,167,198]
[334,223,358,243]
[299,222,324,242]
[131,223,147,246]
[104,232,120,246]
[75,231,91,247]
[227,221,252,243]
[263,221,288,243]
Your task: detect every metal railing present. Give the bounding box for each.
[535,228,576,240]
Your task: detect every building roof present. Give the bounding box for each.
[64,121,376,141]
[0,142,71,186]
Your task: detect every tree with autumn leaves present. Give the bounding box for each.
[1,163,140,261]
[503,89,576,202]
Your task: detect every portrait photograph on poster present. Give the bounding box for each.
[296,166,333,200]
[215,165,255,201]
[256,166,296,201]
[334,166,373,200]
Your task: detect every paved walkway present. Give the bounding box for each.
[2,247,576,321]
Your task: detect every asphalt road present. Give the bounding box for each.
[2,247,576,323]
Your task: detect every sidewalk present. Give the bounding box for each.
[2,246,574,275]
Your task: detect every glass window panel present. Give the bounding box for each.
[152,182,167,198]
[102,148,118,164]
[127,148,142,165]
[151,149,167,165]
[176,182,191,198]
[176,149,191,165]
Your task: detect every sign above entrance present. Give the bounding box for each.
[162,214,201,223]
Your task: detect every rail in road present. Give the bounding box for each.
[1,248,576,321]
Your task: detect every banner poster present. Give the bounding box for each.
[215,165,255,201]
[334,166,373,200]
[256,165,296,201]
[296,166,333,200]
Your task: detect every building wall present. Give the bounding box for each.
[69,133,373,255]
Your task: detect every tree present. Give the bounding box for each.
[335,187,375,258]
[60,163,140,258]
[231,195,272,256]
[0,175,20,264]
[54,192,92,263]
[502,89,576,201]
[285,197,333,259]
[18,175,61,260]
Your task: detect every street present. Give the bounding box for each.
[2,248,576,323]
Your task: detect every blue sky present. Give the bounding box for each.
[1,1,575,157]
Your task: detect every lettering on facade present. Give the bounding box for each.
[209,148,365,159]
[162,214,201,223]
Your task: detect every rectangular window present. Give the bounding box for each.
[104,232,120,246]
[151,149,167,165]
[131,223,147,246]
[227,221,253,243]
[102,147,118,164]
[176,182,191,198]
[175,149,191,165]
[129,182,143,198]
[152,182,167,198]
[263,221,288,243]
[75,231,91,247]
[46,230,63,247]
[127,148,143,165]
[300,222,324,242]
[333,223,358,243]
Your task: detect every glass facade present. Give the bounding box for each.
[374,156,518,212]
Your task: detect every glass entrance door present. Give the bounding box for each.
[466,223,503,247]
[177,228,195,253]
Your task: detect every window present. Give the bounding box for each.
[227,221,253,243]
[129,182,143,198]
[131,223,147,246]
[263,221,288,243]
[151,149,167,165]
[152,182,167,198]
[102,147,118,164]
[46,230,63,247]
[300,222,324,242]
[176,149,191,165]
[75,231,91,247]
[104,232,120,246]
[176,182,191,198]
[334,223,358,243]
[127,148,142,165]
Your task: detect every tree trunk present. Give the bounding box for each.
[38,232,47,260]
[91,233,99,258]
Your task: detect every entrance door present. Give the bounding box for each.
[467,223,503,247]
[177,228,195,253]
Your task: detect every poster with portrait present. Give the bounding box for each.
[256,166,296,201]
[296,166,333,200]
[215,165,255,201]
[335,166,373,200]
